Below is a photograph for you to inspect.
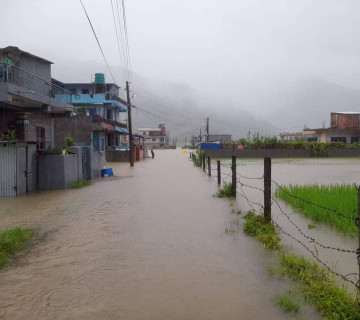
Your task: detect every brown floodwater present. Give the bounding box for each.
[217,158,360,291]
[0,151,329,319]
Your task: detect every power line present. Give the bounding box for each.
[79,0,118,86]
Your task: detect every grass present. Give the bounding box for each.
[280,253,360,320]
[0,227,34,268]
[241,211,360,319]
[275,290,300,313]
[243,212,281,250]
[216,182,234,198]
[70,180,91,189]
[275,184,357,235]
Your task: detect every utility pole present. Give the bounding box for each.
[126,81,134,167]
[206,117,209,142]
[192,134,195,146]
[185,136,187,147]
[199,128,202,143]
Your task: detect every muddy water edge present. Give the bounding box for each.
[0,150,322,320]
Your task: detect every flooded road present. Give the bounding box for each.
[0,150,297,320]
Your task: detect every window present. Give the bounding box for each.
[36,127,45,150]
[307,138,318,142]
[331,137,346,143]
[82,88,89,94]
[152,138,156,141]
[69,88,77,95]
[351,137,359,143]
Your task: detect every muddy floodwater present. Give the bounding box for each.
[1,151,355,319]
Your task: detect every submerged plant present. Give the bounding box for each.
[216,182,234,198]
[0,227,34,268]
[243,212,281,250]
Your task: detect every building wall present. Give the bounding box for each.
[18,54,51,83]
[331,113,360,129]
[54,114,93,148]
[26,111,54,149]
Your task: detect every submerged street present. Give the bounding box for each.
[0,150,292,320]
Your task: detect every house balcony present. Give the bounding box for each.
[92,115,128,134]
[0,63,72,112]
[72,93,128,112]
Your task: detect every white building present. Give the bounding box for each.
[137,124,169,148]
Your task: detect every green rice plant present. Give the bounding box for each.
[280,253,360,319]
[0,227,34,268]
[216,182,233,198]
[275,184,357,235]
[70,180,91,189]
[243,212,281,250]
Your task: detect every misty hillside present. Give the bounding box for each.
[264,78,360,130]
[131,75,277,143]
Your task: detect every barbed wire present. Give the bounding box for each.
[273,219,357,286]
[272,196,357,254]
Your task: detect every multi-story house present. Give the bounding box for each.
[0,46,72,150]
[137,124,169,148]
[303,112,360,143]
[56,76,128,151]
[0,46,72,196]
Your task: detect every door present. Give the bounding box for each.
[16,146,28,196]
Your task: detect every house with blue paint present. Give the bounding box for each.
[53,75,129,151]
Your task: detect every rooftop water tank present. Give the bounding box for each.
[94,73,105,84]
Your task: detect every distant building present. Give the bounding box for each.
[303,112,360,143]
[279,132,303,141]
[137,124,169,148]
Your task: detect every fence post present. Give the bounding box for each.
[357,186,360,306]
[217,160,221,185]
[208,156,211,176]
[202,153,206,171]
[231,156,236,197]
[264,157,271,222]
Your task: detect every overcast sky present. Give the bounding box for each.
[2,0,360,132]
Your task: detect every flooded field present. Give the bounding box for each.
[1,151,355,319]
[216,158,360,289]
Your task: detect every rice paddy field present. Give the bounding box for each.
[275,185,358,235]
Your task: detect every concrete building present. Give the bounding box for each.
[0,46,72,150]
[303,112,360,143]
[279,132,303,141]
[55,77,129,151]
[137,124,169,148]
[0,46,73,196]
[208,134,232,143]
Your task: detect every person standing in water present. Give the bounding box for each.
[151,149,154,159]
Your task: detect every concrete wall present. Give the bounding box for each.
[105,150,130,162]
[54,114,94,148]
[88,147,106,178]
[37,154,80,190]
[204,148,360,158]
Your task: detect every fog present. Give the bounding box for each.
[3,0,360,140]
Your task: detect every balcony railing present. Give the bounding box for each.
[92,115,127,129]
[0,63,72,104]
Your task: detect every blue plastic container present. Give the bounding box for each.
[101,168,114,177]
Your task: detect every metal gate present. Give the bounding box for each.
[82,147,91,180]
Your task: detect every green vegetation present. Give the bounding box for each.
[216,182,234,198]
[2,129,17,141]
[0,227,34,268]
[241,211,360,319]
[280,253,360,320]
[192,150,204,167]
[275,290,300,313]
[243,212,281,250]
[65,135,75,147]
[308,224,316,229]
[70,180,91,189]
[275,184,357,235]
